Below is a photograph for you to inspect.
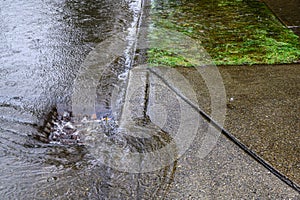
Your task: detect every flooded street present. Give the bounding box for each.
[0,0,143,198]
[1,0,299,199]
[0,0,182,199]
[0,0,132,117]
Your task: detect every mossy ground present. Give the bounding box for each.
[147,0,300,66]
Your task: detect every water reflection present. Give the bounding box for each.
[0,0,143,198]
[0,0,131,116]
[0,0,180,198]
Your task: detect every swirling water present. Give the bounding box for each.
[0,0,177,199]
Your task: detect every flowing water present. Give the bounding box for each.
[1,0,299,198]
[0,0,178,198]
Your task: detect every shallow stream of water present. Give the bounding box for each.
[1,0,299,199]
[0,0,187,198]
[0,0,167,198]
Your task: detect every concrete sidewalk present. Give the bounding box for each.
[263,0,300,36]
[118,66,300,198]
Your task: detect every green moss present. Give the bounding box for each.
[148,48,194,67]
[147,0,300,66]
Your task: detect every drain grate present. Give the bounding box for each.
[39,108,118,145]
[39,109,82,145]
[47,111,82,145]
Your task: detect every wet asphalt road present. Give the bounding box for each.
[0,0,131,117]
[0,0,136,198]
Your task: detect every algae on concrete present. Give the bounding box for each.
[148,0,300,66]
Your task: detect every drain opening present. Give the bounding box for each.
[38,107,118,145]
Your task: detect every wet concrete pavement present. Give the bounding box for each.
[178,64,300,190]
[1,0,300,198]
[5,63,298,198]
[263,0,300,36]
[221,64,300,186]
[117,66,300,198]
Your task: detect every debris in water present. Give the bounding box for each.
[41,108,119,145]
[48,111,82,145]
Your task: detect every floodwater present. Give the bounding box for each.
[0,0,161,198]
[0,0,182,198]
[1,0,299,199]
[0,0,134,116]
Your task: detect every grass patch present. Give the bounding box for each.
[148,0,300,66]
[148,48,194,67]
